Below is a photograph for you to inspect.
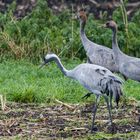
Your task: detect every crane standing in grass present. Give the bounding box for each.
[104,20,140,81]
[78,9,119,73]
[39,53,123,132]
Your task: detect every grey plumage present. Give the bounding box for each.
[78,10,119,73]
[105,20,140,82]
[40,53,123,131]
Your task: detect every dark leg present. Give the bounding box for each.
[122,93,127,109]
[82,92,92,99]
[91,95,100,132]
[87,57,92,64]
[103,95,113,126]
[109,92,113,109]
[122,74,128,81]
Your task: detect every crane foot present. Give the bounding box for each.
[107,123,117,134]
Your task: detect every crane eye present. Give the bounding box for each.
[42,56,46,62]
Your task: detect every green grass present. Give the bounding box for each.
[0,59,88,103]
[0,59,139,103]
[85,132,140,140]
[124,79,140,100]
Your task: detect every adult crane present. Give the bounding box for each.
[77,9,119,73]
[104,20,140,81]
[39,53,123,132]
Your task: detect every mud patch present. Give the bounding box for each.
[0,101,140,139]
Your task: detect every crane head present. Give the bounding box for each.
[77,8,88,22]
[103,20,117,30]
[39,53,56,69]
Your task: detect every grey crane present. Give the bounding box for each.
[78,9,119,73]
[104,20,140,81]
[39,53,123,132]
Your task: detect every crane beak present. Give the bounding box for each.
[39,61,50,69]
[72,14,78,20]
[102,24,107,28]
[39,56,49,69]
[39,62,46,69]
[98,24,107,28]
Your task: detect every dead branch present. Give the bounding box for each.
[96,118,132,123]
[89,0,98,6]
[0,94,6,111]
[64,127,88,131]
[54,99,75,110]
[127,2,140,8]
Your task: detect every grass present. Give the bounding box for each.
[0,59,139,139]
[0,59,88,103]
[124,79,140,100]
[85,132,140,140]
[0,59,140,104]
[1,132,140,140]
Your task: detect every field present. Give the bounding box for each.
[0,0,140,139]
[0,60,140,139]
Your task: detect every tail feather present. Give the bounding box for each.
[112,82,121,106]
[101,76,123,106]
[109,78,123,106]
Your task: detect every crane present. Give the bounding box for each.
[77,9,119,73]
[104,20,140,82]
[39,53,123,132]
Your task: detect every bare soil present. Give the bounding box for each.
[0,101,140,139]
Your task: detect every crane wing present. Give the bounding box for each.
[71,64,123,105]
[88,48,115,65]
[122,60,140,75]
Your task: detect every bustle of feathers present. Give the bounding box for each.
[100,75,123,106]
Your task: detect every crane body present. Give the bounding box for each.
[40,53,123,131]
[104,20,140,81]
[78,10,119,73]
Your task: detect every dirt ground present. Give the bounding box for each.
[0,100,140,140]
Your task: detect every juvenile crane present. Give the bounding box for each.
[104,20,140,81]
[78,9,119,73]
[40,53,123,132]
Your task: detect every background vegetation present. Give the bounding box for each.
[0,59,140,104]
[0,0,140,62]
[0,0,139,103]
[0,1,139,139]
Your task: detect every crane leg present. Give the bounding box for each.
[91,95,100,132]
[109,92,113,109]
[82,92,92,99]
[103,95,113,127]
[122,74,128,81]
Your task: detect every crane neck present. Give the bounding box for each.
[112,28,122,56]
[80,20,86,34]
[80,20,90,52]
[54,57,69,76]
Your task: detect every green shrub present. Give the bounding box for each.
[0,0,139,62]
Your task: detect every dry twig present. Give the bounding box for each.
[0,94,6,111]
[55,99,75,110]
